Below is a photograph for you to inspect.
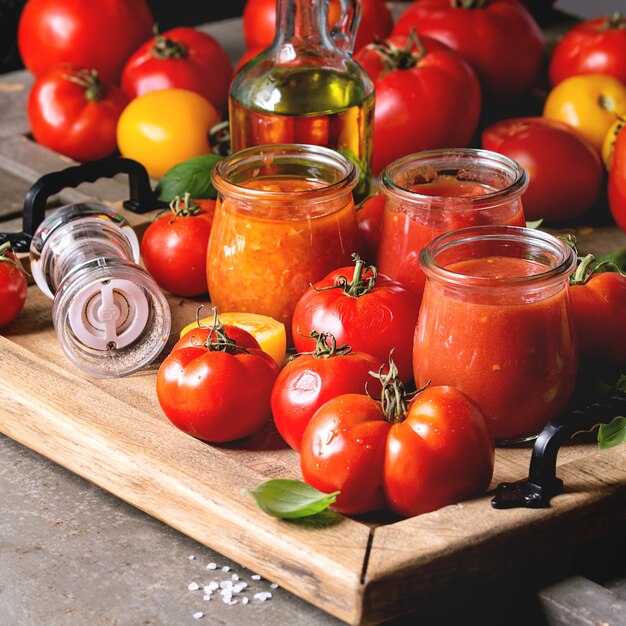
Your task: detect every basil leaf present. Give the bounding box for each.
[243,479,339,519]
[592,248,626,273]
[525,219,543,229]
[155,154,223,202]
[598,416,626,450]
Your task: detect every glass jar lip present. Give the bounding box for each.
[379,148,529,210]
[211,143,359,205]
[419,225,577,290]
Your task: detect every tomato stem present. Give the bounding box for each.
[198,307,250,354]
[603,12,626,30]
[0,241,25,273]
[368,29,426,73]
[451,0,487,9]
[324,253,378,298]
[63,69,103,103]
[169,193,202,222]
[151,35,188,59]
[305,330,352,359]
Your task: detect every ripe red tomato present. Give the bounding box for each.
[156,320,279,443]
[0,243,28,328]
[300,379,494,517]
[27,66,128,162]
[242,0,393,53]
[549,14,626,87]
[355,193,385,264]
[481,117,603,222]
[141,196,214,297]
[569,257,626,369]
[292,255,420,384]
[121,27,233,115]
[271,331,383,451]
[356,33,481,175]
[609,123,626,233]
[393,0,544,101]
[18,0,154,85]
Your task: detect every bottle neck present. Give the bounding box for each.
[275,0,330,47]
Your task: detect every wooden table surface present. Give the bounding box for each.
[0,8,625,626]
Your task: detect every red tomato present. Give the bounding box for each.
[569,260,626,369]
[121,27,232,115]
[271,331,383,451]
[141,196,214,297]
[0,243,28,328]
[355,193,385,264]
[393,0,544,101]
[27,66,128,162]
[292,255,420,383]
[18,0,153,84]
[550,14,626,87]
[242,0,393,53]
[300,380,494,517]
[609,123,626,233]
[481,117,603,222]
[156,321,279,443]
[356,32,481,175]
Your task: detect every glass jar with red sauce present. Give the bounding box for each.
[207,144,360,342]
[413,225,578,444]
[377,149,528,298]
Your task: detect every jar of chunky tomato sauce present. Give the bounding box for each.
[207,144,360,342]
[413,226,578,443]
[377,149,528,298]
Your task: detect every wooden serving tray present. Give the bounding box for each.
[0,207,625,624]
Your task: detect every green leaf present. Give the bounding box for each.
[525,219,543,229]
[592,248,626,273]
[155,154,223,202]
[598,416,626,450]
[243,479,339,519]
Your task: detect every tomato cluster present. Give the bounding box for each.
[19,0,232,173]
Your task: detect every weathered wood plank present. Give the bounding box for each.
[0,71,32,139]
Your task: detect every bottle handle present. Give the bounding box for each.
[331,0,361,54]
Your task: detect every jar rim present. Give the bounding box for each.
[419,225,577,290]
[211,143,359,205]
[379,148,529,210]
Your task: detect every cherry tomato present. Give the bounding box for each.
[481,117,603,222]
[292,254,420,384]
[0,243,28,328]
[355,33,481,175]
[355,193,385,264]
[121,27,232,115]
[116,88,220,179]
[549,14,626,87]
[393,0,544,101]
[609,122,626,232]
[156,319,279,443]
[300,364,494,517]
[569,258,626,369]
[271,331,383,451]
[18,0,153,84]
[543,74,626,154]
[242,0,393,53]
[27,66,128,162]
[141,195,214,297]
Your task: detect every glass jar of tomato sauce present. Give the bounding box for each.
[207,144,360,342]
[413,225,578,444]
[377,149,528,298]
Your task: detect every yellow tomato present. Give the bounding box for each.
[180,312,287,366]
[602,115,626,170]
[117,88,219,178]
[543,74,626,154]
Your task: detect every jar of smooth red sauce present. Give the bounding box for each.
[377,149,528,298]
[413,226,578,443]
[207,144,360,342]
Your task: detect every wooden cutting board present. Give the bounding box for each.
[0,244,624,625]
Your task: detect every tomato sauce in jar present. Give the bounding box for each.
[207,145,360,342]
[377,149,528,298]
[413,226,578,443]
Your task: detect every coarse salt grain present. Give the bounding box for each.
[207,562,217,570]
[270,583,279,589]
[251,574,262,581]
[231,573,240,581]
[221,566,231,573]
[254,592,272,602]
[188,555,195,560]
[203,595,212,601]
[233,582,247,593]
[188,582,200,592]
[207,582,219,591]
[242,597,250,605]
[193,612,204,619]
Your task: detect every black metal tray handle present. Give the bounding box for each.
[0,156,163,252]
[492,391,626,509]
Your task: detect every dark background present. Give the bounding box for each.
[0,0,247,74]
